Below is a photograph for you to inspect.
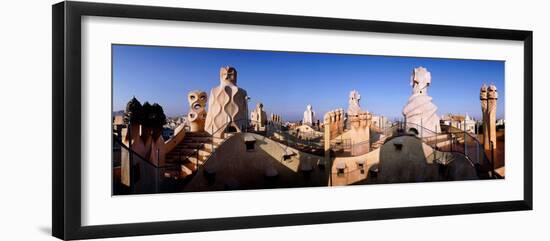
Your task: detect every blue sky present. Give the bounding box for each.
[112,44,505,121]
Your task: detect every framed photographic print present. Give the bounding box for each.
[52,1,533,240]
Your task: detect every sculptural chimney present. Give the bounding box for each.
[187,90,207,132]
[402,67,441,136]
[480,84,498,154]
[303,104,315,126]
[204,66,248,138]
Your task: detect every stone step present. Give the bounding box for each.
[213,138,225,145]
[167,148,197,157]
[165,156,188,163]
[180,164,193,177]
[187,156,206,165]
[203,143,215,151]
[185,131,211,137]
[178,142,205,149]
[178,142,216,151]
[165,132,232,164]
[169,148,211,157]
[165,154,207,164]
[211,133,234,140]
[372,142,383,147]
[198,149,212,156]
[183,136,212,143]
[183,161,198,172]
[181,137,225,146]
[163,170,180,179]
[429,137,465,147]
[424,134,464,141]
[371,138,386,149]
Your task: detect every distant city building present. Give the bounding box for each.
[441,113,476,133]
[286,122,299,129]
[162,127,174,140]
[371,114,391,130]
[112,114,125,136]
[164,116,184,129]
[303,104,316,126]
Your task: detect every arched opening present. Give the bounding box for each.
[225,125,237,133]
[408,128,419,136]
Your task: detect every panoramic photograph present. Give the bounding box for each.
[111,44,505,195]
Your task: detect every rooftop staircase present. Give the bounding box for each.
[370,134,387,150]
[164,131,232,179]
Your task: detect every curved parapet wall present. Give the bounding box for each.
[376,135,479,183]
[344,113,371,154]
[182,132,328,191]
[163,123,186,154]
[294,124,323,139]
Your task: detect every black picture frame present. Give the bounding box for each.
[52,1,533,240]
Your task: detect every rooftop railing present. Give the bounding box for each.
[388,121,498,179]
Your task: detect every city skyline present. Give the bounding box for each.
[113,44,505,121]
